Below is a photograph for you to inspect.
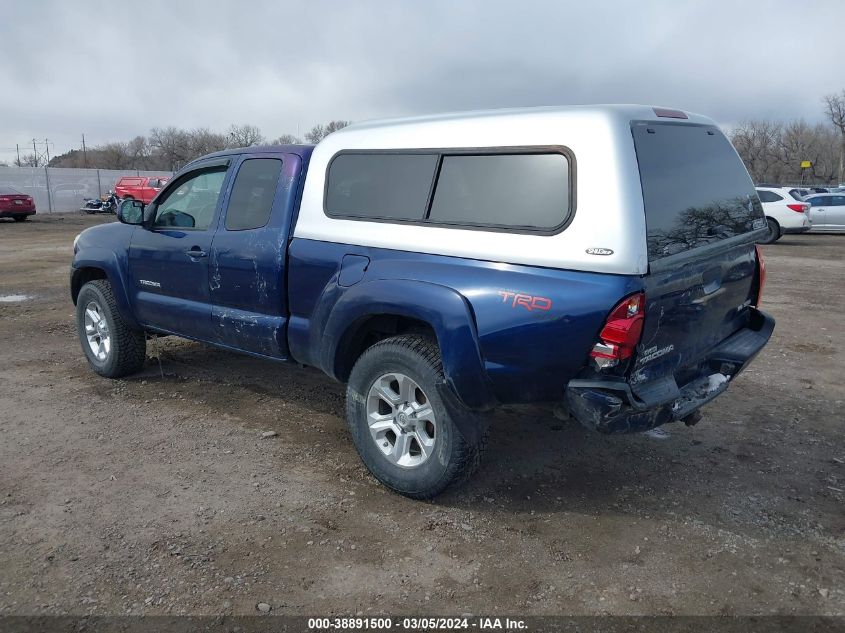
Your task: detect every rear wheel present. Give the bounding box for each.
[760,217,781,244]
[76,280,146,378]
[345,335,487,499]
[12,215,28,222]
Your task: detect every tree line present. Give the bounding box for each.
[16,120,350,171]
[720,90,845,186]
[729,90,845,185]
[7,90,845,183]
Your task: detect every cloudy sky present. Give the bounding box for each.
[0,0,842,163]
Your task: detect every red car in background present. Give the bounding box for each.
[0,186,36,221]
[114,176,170,204]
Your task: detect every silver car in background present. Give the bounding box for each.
[805,193,845,232]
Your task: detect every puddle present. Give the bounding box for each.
[0,294,31,303]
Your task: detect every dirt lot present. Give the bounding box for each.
[0,214,843,617]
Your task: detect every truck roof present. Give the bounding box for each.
[332,104,714,141]
[195,144,316,162]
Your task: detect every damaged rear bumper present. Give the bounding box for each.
[564,308,775,434]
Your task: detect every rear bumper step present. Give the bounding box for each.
[564,308,774,434]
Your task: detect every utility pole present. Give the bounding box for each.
[44,138,50,165]
[32,139,38,167]
[82,134,88,167]
[15,144,20,167]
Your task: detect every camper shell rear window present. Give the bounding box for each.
[632,121,764,261]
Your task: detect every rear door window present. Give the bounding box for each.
[225,158,283,230]
[633,122,764,261]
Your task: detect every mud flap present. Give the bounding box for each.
[436,382,491,445]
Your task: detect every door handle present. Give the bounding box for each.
[186,248,207,258]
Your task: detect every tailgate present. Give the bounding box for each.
[628,119,766,399]
[631,242,758,392]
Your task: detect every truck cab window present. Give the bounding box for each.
[225,159,283,230]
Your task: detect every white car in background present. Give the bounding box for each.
[755,187,811,243]
[805,193,845,232]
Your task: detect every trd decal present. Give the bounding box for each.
[498,291,552,312]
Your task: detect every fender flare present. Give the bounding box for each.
[71,248,140,330]
[321,279,497,411]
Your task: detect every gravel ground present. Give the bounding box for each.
[0,214,843,617]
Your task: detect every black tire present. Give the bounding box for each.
[76,280,146,378]
[346,335,487,499]
[760,217,781,244]
[12,215,28,222]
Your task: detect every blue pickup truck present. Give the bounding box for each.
[71,105,774,498]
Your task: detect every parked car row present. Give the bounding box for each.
[755,185,845,242]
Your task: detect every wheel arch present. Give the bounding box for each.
[71,249,140,329]
[322,279,497,410]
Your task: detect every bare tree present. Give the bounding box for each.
[272,133,302,145]
[228,124,265,148]
[189,128,229,157]
[15,153,40,167]
[126,135,152,169]
[99,142,133,169]
[822,90,845,182]
[729,120,782,183]
[305,120,351,143]
[150,126,192,171]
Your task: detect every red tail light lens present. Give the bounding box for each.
[786,203,808,212]
[590,293,645,368]
[754,245,766,306]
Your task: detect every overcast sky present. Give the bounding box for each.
[0,0,842,163]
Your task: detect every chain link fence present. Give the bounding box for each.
[0,167,173,213]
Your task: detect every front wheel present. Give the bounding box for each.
[346,335,487,499]
[76,280,146,378]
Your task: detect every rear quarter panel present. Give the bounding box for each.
[288,239,642,405]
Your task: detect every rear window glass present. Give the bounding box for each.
[428,154,569,229]
[757,190,783,203]
[225,158,282,230]
[632,122,764,261]
[326,153,438,220]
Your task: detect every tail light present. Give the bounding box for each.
[754,245,766,306]
[786,203,809,212]
[590,293,645,369]
[0,197,9,202]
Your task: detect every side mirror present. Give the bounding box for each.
[118,199,145,225]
